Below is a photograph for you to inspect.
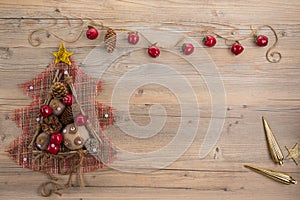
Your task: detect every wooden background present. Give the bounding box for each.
[0,0,299,199]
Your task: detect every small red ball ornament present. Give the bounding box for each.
[40,105,53,117]
[182,43,194,55]
[46,143,60,154]
[75,114,87,126]
[62,94,75,106]
[148,45,160,58]
[255,35,268,47]
[203,35,217,47]
[50,132,63,145]
[86,26,99,40]
[231,42,244,55]
[128,32,140,45]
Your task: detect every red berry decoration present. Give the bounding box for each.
[231,42,244,55]
[86,26,98,40]
[46,143,60,154]
[40,105,53,117]
[148,45,160,58]
[182,43,194,55]
[203,35,216,47]
[255,35,268,47]
[128,32,139,45]
[75,114,87,126]
[62,94,75,106]
[50,132,63,145]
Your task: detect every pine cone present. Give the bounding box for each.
[60,106,74,125]
[51,82,68,99]
[104,28,117,53]
[41,115,62,133]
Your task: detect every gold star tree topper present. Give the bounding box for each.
[285,143,299,165]
[52,43,74,65]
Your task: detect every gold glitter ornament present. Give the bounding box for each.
[52,43,73,65]
[244,165,297,185]
[285,143,299,165]
[262,116,284,165]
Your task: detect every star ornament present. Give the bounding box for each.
[52,43,74,65]
[285,143,299,165]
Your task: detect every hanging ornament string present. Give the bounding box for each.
[28,16,281,63]
[208,24,281,63]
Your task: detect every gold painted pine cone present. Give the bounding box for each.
[104,28,117,53]
[51,82,68,99]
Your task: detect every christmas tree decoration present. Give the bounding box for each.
[7,43,116,196]
[231,42,244,55]
[86,25,99,40]
[285,143,299,165]
[202,35,216,47]
[104,28,117,53]
[244,165,297,185]
[262,116,284,165]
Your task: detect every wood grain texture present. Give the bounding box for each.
[0,0,299,199]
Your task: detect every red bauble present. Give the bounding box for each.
[75,114,87,126]
[148,45,160,58]
[50,132,63,145]
[182,43,194,55]
[40,105,53,117]
[231,42,244,55]
[46,143,60,154]
[86,26,98,40]
[255,35,268,47]
[128,32,139,45]
[203,35,217,47]
[62,94,75,106]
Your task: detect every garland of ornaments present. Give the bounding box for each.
[29,19,281,63]
[85,24,270,57]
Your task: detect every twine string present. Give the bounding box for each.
[37,150,86,197]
